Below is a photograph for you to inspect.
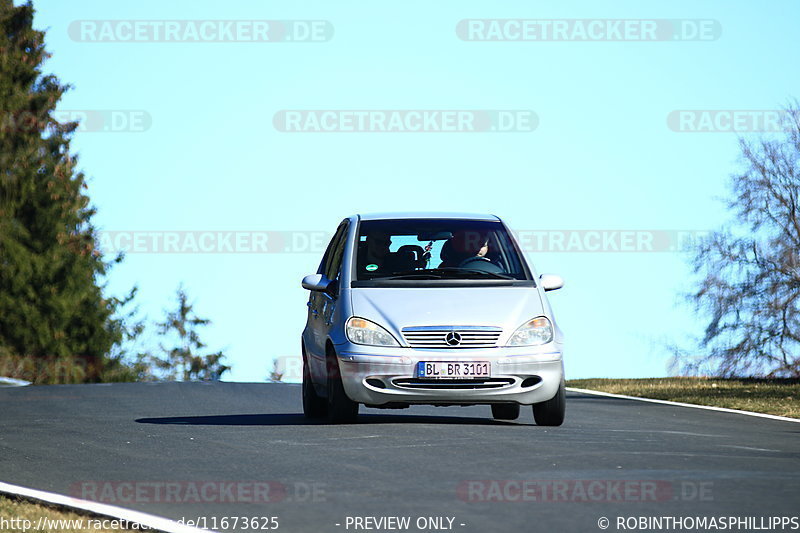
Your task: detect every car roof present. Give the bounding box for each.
[355,212,500,221]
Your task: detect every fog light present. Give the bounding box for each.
[365,378,386,389]
[521,376,542,388]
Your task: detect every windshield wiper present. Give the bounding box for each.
[379,268,515,281]
[454,269,515,280]
[380,271,446,280]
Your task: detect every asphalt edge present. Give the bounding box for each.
[566,387,800,423]
[0,481,217,533]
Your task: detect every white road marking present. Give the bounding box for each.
[567,387,800,424]
[0,377,31,387]
[607,429,724,438]
[719,445,781,452]
[0,481,215,533]
[324,435,382,440]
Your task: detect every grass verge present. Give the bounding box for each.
[566,377,799,419]
[0,493,151,532]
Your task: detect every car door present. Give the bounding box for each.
[306,222,348,381]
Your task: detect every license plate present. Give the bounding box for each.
[417,361,491,379]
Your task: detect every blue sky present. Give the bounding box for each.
[29,0,800,381]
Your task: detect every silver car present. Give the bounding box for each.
[301,212,565,425]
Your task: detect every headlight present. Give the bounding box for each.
[346,317,400,347]
[506,317,553,346]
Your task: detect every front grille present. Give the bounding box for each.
[402,326,501,348]
[392,378,515,390]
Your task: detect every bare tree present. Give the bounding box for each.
[267,359,284,383]
[678,103,800,377]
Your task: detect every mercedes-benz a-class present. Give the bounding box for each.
[301,213,565,425]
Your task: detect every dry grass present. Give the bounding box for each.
[566,377,800,418]
[0,494,148,532]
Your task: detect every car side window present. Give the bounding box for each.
[324,223,349,281]
[319,224,345,276]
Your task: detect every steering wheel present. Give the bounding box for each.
[458,255,504,273]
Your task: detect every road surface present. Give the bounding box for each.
[1,382,798,532]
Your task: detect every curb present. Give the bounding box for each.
[0,481,217,533]
[566,387,800,423]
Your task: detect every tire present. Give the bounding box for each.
[532,379,566,426]
[302,358,327,419]
[491,403,520,420]
[326,347,359,423]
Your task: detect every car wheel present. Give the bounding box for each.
[532,379,566,426]
[491,403,520,420]
[326,347,359,423]
[302,357,327,419]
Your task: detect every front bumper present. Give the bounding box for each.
[334,341,564,406]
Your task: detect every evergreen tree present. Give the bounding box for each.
[152,287,230,381]
[0,0,119,381]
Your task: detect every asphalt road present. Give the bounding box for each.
[1,382,798,533]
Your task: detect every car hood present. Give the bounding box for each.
[349,286,545,343]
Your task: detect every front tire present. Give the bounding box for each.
[532,379,566,426]
[326,347,359,423]
[491,403,520,420]
[302,358,327,419]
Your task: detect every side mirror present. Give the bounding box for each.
[301,274,332,292]
[539,273,564,291]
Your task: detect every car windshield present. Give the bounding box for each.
[354,218,529,281]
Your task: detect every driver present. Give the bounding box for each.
[442,230,504,274]
[440,230,486,266]
[459,234,491,267]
